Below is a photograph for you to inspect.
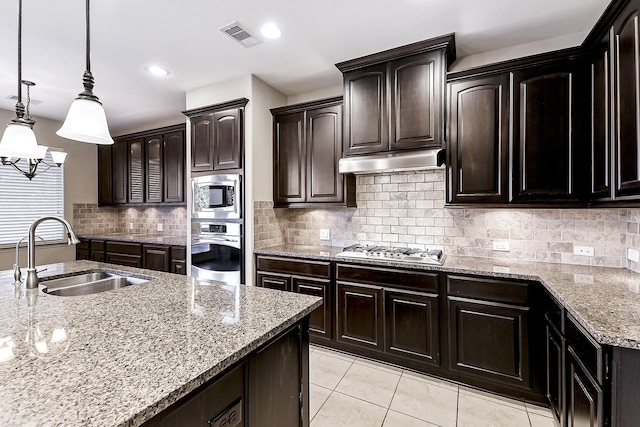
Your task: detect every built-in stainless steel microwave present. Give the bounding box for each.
[192,174,241,219]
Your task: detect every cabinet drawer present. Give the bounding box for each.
[91,240,106,252]
[106,241,142,256]
[171,246,186,261]
[447,275,530,305]
[336,263,438,293]
[566,314,604,384]
[77,240,90,251]
[256,256,330,278]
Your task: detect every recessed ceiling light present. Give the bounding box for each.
[260,23,282,40]
[147,65,169,76]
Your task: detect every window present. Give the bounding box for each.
[0,153,64,246]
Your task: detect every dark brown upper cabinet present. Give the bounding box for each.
[183,98,248,174]
[511,59,585,204]
[447,74,510,204]
[613,3,640,199]
[97,145,112,205]
[101,124,186,206]
[589,33,612,201]
[337,34,455,157]
[271,97,356,208]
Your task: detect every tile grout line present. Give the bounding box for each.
[380,368,405,427]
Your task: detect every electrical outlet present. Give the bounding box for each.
[129,222,134,230]
[492,241,510,252]
[157,223,163,232]
[319,229,330,241]
[573,246,594,256]
[628,248,640,262]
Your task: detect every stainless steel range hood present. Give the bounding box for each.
[338,148,446,174]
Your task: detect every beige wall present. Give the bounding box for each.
[287,85,342,105]
[0,108,98,270]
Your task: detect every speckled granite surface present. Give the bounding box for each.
[78,232,187,246]
[255,244,640,351]
[0,260,321,427]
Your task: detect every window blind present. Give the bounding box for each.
[0,153,65,246]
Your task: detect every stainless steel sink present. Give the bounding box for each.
[41,270,151,297]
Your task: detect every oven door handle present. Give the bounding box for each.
[198,236,239,243]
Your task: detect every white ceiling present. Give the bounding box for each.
[0,0,609,135]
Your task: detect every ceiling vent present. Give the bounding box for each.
[220,22,261,47]
[6,95,42,105]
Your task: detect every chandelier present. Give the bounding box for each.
[0,0,67,180]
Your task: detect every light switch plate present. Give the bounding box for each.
[319,229,330,240]
[574,246,594,256]
[628,248,639,262]
[157,223,163,232]
[129,222,134,230]
[492,241,509,252]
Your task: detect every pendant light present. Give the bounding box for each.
[57,0,113,145]
[0,0,42,160]
[0,0,67,180]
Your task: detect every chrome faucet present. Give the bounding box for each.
[13,235,45,285]
[25,216,81,289]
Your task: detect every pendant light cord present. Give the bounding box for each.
[78,0,99,102]
[85,0,90,74]
[15,0,25,120]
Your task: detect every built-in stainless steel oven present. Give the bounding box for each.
[191,222,243,284]
[192,174,241,219]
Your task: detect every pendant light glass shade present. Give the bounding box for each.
[57,98,113,145]
[0,122,40,159]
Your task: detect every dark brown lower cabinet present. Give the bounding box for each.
[248,323,307,427]
[143,319,309,427]
[385,288,439,367]
[547,322,565,426]
[78,238,186,274]
[567,347,603,427]
[255,256,332,342]
[294,276,332,341]
[336,281,384,352]
[447,297,530,389]
[143,244,171,272]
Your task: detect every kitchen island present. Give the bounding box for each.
[0,260,321,426]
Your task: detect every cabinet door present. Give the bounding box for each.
[212,108,242,170]
[306,105,343,203]
[97,145,112,205]
[143,245,170,272]
[171,260,186,275]
[512,62,582,203]
[566,347,603,427]
[343,64,389,156]
[128,138,145,203]
[389,51,443,150]
[546,322,565,426]
[293,276,332,341]
[614,8,640,198]
[336,281,384,352]
[274,112,306,205]
[191,113,214,172]
[256,272,292,292]
[112,140,128,204]
[163,130,185,203]
[591,34,612,200]
[447,297,530,389]
[447,74,510,204]
[385,288,440,367]
[145,135,163,204]
[248,324,302,427]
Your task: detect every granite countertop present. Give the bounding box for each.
[255,244,640,350]
[0,260,321,427]
[78,232,187,246]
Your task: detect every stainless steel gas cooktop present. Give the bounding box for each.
[336,244,445,265]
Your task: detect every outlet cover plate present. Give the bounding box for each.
[574,246,594,257]
[628,248,640,262]
[492,241,510,252]
[157,223,163,232]
[319,229,330,240]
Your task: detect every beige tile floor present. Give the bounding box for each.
[309,345,555,427]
